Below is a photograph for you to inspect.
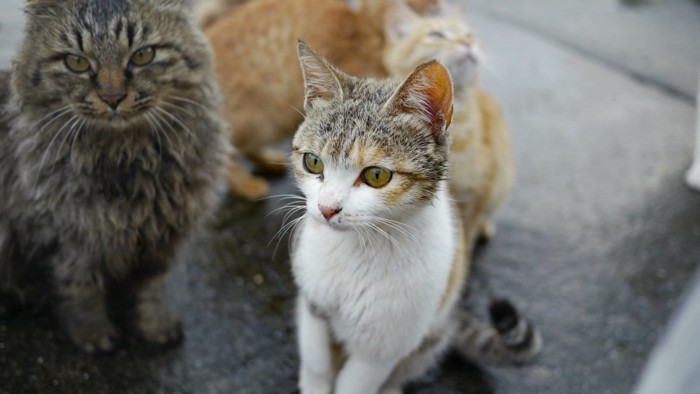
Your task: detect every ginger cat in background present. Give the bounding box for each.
[383,1,514,245]
[196,0,249,28]
[197,0,442,29]
[204,0,438,199]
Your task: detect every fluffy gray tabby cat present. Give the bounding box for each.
[0,0,229,353]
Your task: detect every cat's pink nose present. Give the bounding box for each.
[319,205,342,220]
[97,83,127,110]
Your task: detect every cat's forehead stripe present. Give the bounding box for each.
[78,0,129,24]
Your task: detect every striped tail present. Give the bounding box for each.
[452,299,542,366]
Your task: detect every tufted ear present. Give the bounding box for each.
[383,60,454,142]
[297,40,344,112]
[384,0,421,43]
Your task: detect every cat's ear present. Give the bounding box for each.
[297,40,344,111]
[384,0,421,43]
[383,60,454,141]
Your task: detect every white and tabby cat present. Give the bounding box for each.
[290,41,541,394]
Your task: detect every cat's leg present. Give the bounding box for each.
[452,299,542,366]
[334,355,401,394]
[226,153,270,200]
[379,329,454,394]
[248,147,289,175]
[478,219,496,242]
[685,70,700,190]
[123,272,182,345]
[52,251,120,353]
[297,296,335,394]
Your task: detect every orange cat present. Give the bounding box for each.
[204,0,437,199]
[197,0,442,28]
[383,1,514,244]
[197,0,249,28]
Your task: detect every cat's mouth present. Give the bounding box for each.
[75,107,152,130]
[311,212,354,231]
[455,52,478,67]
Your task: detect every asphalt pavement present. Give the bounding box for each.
[1,0,699,393]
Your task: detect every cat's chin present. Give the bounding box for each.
[310,215,353,232]
[89,112,149,130]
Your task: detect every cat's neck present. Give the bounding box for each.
[452,85,482,123]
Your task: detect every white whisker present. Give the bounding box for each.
[166,95,209,111]
[150,109,178,153]
[32,114,78,194]
[155,106,194,139]
[287,103,306,119]
[161,100,195,117]
[144,111,163,169]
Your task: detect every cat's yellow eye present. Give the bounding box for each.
[64,55,91,73]
[362,167,392,188]
[303,153,324,175]
[130,46,155,66]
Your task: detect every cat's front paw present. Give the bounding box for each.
[132,307,183,346]
[299,369,333,394]
[686,162,700,191]
[62,316,121,354]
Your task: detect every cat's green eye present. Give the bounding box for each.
[303,153,324,175]
[362,167,392,188]
[64,55,91,73]
[130,46,155,66]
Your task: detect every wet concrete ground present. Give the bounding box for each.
[2,1,700,393]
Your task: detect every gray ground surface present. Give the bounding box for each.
[1,1,700,393]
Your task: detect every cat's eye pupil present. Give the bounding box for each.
[64,55,91,73]
[130,46,155,66]
[303,153,324,175]
[362,167,392,188]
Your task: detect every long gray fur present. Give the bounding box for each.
[0,0,229,353]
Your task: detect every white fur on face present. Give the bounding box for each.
[297,161,397,231]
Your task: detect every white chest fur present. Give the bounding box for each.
[292,185,457,361]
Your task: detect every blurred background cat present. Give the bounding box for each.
[202,0,443,199]
[383,1,514,245]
